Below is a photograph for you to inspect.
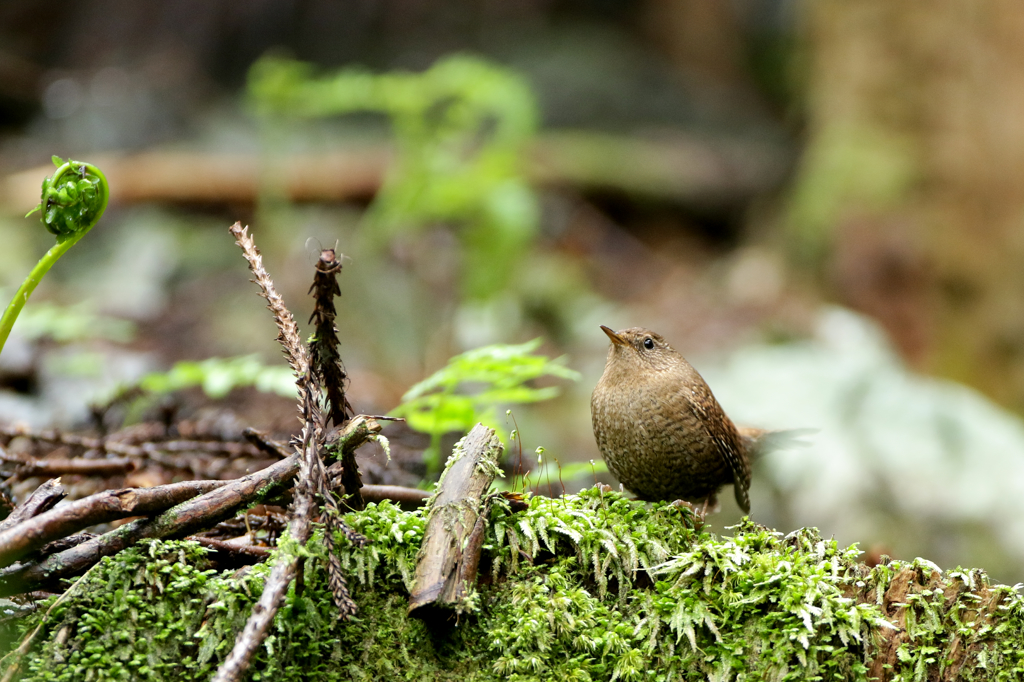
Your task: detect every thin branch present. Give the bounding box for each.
[0,425,261,459]
[0,479,227,567]
[213,388,321,682]
[243,428,292,458]
[13,458,134,479]
[227,222,308,390]
[190,536,270,563]
[0,479,65,535]
[38,533,95,556]
[355,484,429,507]
[263,483,430,510]
[211,536,302,682]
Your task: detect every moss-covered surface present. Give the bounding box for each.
[3,488,1024,681]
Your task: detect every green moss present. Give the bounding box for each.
[5,490,1024,681]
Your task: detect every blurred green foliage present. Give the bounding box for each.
[6,299,134,344]
[92,355,297,426]
[248,54,539,300]
[390,339,579,476]
[138,355,297,399]
[245,56,598,479]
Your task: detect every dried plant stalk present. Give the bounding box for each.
[228,222,308,393]
[308,248,353,426]
[308,247,363,510]
[305,250,362,612]
[214,224,362,682]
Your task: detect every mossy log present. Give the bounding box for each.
[2,482,1023,680]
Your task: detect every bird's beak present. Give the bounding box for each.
[600,325,626,346]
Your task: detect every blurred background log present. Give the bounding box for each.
[1,131,789,216]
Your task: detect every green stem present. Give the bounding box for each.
[0,235,83,351]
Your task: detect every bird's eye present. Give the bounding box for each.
[643,337,654,350]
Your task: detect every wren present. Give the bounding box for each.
[591,325,761,516]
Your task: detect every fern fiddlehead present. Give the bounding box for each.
[0,157,109,355]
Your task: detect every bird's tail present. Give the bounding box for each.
[737,427,817,462]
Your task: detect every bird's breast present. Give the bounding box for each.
[591,369,732,501]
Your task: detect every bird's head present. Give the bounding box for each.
[600,326,682,372]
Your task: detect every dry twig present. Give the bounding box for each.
[0,478,65,534]
[0,479,227,567]
[12,457,134,479]
[190,536,270,563]
[243,427,292,458]
[0,425,261,459]
[354,484,428,507]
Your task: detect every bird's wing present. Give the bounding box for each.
[686,384,751,514]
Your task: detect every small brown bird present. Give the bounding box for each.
[591,325,764,516]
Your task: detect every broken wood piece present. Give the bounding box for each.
[0,479,65,534]
[408,423,504,616]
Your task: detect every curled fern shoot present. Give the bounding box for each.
[0,157,109,356]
